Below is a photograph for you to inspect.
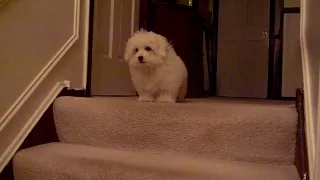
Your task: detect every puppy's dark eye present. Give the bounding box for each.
[135,48,139,52]
[145,46,152,51]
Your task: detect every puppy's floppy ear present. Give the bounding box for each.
[154,33,169,58]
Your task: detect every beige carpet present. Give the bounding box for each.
[13,97,299,180]
[13,142,299,180]
[53,97,297,164]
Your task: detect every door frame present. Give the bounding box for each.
[269,0,276,99]
[139,0,210,98]
[276,6,301,100]
[85,0,95,96]
[212,0,276,98]
[139,0,148,29]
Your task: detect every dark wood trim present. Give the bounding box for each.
[295,88,309,180]
[269,0,284,100]
[85,0,95,97]
[0,161,14,180]
[277,7,284,99]
[271,0,285,100]
[210,0,219,96]
[267,0,276,98]
[0,88,86,180]
[283,7,300,14]
[192,0,199,11]
[140,0,208,97]
[139,0,149,29]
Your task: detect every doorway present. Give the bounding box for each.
[215,0,271,98]
[90,0,208,97]
[142,0,208,97]
[140,0,274,98]
[88,0,275,98]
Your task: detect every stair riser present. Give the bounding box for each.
[13,143,300,180]
[53,98,297,164]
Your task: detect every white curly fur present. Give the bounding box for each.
[124,29,188,103]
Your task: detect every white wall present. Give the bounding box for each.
[0,0,88,171]
[300,0,320,179]
[284,0,300,7]
[282,13,303,97]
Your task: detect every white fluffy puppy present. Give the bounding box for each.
[124,30,188,103]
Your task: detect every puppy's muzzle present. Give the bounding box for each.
[138,56,145,63]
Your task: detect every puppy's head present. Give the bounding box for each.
[124,29,169,67]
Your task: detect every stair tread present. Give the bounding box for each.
[13,142,299,180]
[53,96,297,164]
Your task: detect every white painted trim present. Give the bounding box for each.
[0,0,80,132]
[300,0,315,179]
[108,0,115,58]
[0,81,69,172]
[83,0,90,89]
[315,72,320,180]
[130,0,135,35]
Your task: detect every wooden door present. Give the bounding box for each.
[217,0,270,98]
[91,0,139,95]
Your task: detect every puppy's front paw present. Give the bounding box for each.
[156,95,176,103]
[138,95,154,102]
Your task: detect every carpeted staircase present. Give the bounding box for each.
[13,96,300,180]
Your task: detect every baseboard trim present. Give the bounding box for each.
[0,81,69,172]
[0,0,81,131]
[295,88,309,180]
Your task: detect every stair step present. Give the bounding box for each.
[13,143,299,180]
[53,97,297,165]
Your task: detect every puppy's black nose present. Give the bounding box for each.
[138,56,144,63]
